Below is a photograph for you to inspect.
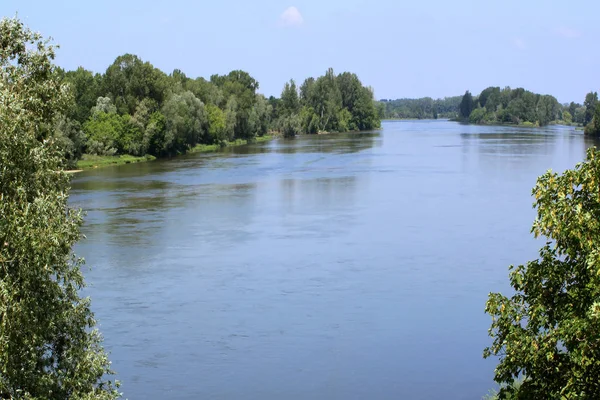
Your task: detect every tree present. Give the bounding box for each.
[54,117,87,168]
[103,54,167,115]
[484,148,600,398]
[83,111,125,155]
[0,17,119,398]
[459,90,474,120]
[280,114,302,138]
[478,87,500,110]
[584,91,598,126]
[536,95,559,126]
[584,104,600,136]
[210,70,259,139]
[161,91,208,154]
[206,103,227,143]
[280,79,300,116]
[63,67,102,123]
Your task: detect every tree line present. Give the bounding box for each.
[378,87,600,133]
[457,86,600,129]
[55,58,381,168]
[378,96,462,119]
[268,68,381,138]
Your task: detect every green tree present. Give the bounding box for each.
[249,94,271,137]
[583,91,598,126]
[0,17,119,398]
[569,102,580,119]
[63,67,102,123]
[206,103,227,143]
[103,54,167,115]
[210,70,258,139]
[83,111,124,155]
[280,79,300,116]
[144,111,167,156]
[469,107,487,124]
[536,95,559,126]
[584,104,600,136]
[563,110,573,124]
[484,148,600,398]
[478,87,500,110]
[459,90,474,120]
[280,114,302,138]
[54,117,87,168]
[161,91,208,154]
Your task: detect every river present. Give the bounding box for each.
[71,120,598,399]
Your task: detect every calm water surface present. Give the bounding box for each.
[71,121,599,399]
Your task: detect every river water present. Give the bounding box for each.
[71,120,598,399]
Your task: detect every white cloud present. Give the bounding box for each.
[557,27,582,39]
[278,6,304,28]
[513,37,526,50]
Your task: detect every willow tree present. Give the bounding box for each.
[0,17,119,399]
[485,148,600,398]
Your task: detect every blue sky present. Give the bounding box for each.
[2,0,598,103]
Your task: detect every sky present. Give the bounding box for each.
[2,0,599,103]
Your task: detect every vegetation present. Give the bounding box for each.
[274,69,381,135]
[53,58,380,168]
[583,92,600,136]
[0,17,119,398]
[456,87,562,126]
[484,148,600,398]
[77,154,155,170]
[378,96,462,119]
[378,87,600,130]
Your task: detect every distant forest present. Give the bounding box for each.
[378,87,600,134]
[378,96,462,119]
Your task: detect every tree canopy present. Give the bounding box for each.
[378,96,461,120]
[276,68,380,136]
[484,148,600,398]
[54,59,380,165]
[0,17,119,399]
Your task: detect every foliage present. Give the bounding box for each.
[0,16,119,398]
[161,91,207,155]
[280,68,379,134]
[484,148,600,398]
[281,79,300,116]
[563,110,573,125]
[584,104,600,136]
[583,92,598,126]
[54,116,87,169]
[459,90,475,120]
[55,50,379,165]
[280,114,302,138]
[378,96,461,119]
[459,86,563,126]
[77,154,154,170]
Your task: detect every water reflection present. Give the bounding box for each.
[459,126,600,177]
[70,121,600,400]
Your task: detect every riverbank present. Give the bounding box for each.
[190,134,275,154]
[76,135,277,170]
[77,154,156,170]
[450,118,582,129]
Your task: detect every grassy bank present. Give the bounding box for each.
[190,134,275,153]
[76,135,276,170]
[76,154,156,170]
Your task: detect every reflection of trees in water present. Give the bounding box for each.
[459,129,600,173]
[278,175,359,239]
[78,180,260,271]
[274,132,381,155]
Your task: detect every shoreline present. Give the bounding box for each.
[75,135,277,172]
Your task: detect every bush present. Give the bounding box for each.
[484,148,600,398]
